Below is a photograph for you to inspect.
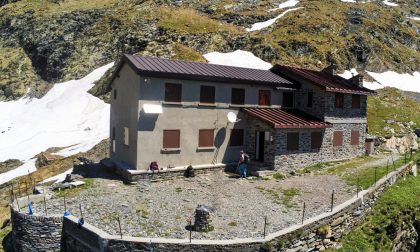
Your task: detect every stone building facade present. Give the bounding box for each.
[109,55,375,174]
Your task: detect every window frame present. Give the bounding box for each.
[163,129,181,149]
[258,90,271,106]
[164,83,182,103]
[198,129,215,148]
[311,132,322,149]
[123,127,129,146]
[333,131,344,147]
[231,88,245,105]
[307,91,313,108]
[200,85,216,104]
[351,130,360,146]
[283,92,294,108]
[229,129,244,147]
[335,93,344,108]
[287,132,299,151]
[351,94,361,109]
[113,89,117,100]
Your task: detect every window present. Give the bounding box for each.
[123,127,129,146]
[287,133,299,151]
[163,130,180,149]
[258,90,271,106]
[333,131,343,147]
[113,89,117,100]
[165,83,182,103]
[307,92,313,108]
[112,127,115,140]
[352,94,361,109]
[200,85,215,104]
[231,88,245,105]
[198,129,214,147]
[283,92,294,107]
[311,132,322,149]
[229,129,244,146]
[335,93,344,108]
[351,130,360,145]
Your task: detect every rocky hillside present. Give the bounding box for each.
[0,0,419,101]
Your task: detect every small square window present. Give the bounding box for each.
[287,132,299,151]
[283,92,294,107]
[163,130,180,149]
[123,127,129,146]
[200,86,215,104]
[352,94,361,109]
[231,88,245,105]
[229,129,244,146]
[165,83,182,103]
[335,93,344,108]
[311,132,322,149]
[199,129,214,147]
[113,89,117,100]
[333,131,343,147]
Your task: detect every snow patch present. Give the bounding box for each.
[407,16,420,21]
[269,0,299,11]
[339,69,420,93]
[246,7,303,32]
[203,50,272,70]
[0,63,113,185]
[41,168,73,184]
[340,0,357,3]
[383,0,398,6]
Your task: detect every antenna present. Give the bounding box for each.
[227,112,241,123]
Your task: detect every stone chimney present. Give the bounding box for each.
[322,63,338,75]
[349,74,364,87]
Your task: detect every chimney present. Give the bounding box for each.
[350,74,364,87]
[322,63,338,75]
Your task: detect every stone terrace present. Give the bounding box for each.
[25,171,354,240]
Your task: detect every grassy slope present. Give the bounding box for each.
[367,87,420,137]
[337,173,420,252]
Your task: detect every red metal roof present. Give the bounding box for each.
[114,54,293,87]
[271,65,376,95]
[243,108,332,129]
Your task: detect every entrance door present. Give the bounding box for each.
[255,131,265,162]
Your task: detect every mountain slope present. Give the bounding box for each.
[0,0,418,101]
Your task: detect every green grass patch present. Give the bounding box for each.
[228,221,237,227]
[344,152,420,190]
[0,225,12,252]
[337,174,420,252]
[272,173,286,180]
[257,186,301,209]
[157,7,239,35]
[54,178,95,198]
[175,187,183,193]
[298,156,377,176]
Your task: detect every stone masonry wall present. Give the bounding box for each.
[245,117,276,165]
[11,206,63,252]
[274,123,366,173]
[294,81,327,120]
[324,92,367,121]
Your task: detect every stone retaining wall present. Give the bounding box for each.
[12,162,417,252]
[11,195,63,252]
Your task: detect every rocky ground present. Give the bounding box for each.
[25,169,354,240]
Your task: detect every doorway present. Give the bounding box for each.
[255,131,265,162]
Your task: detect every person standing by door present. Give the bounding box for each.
[238,150,249,178]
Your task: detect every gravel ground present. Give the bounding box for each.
[24,170,355,240]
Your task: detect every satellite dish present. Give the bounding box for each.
[227,112,240,123]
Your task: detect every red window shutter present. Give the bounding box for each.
[351,130,360,145]
[163,130,180,149]
[258,90,271,106]
[229,129,244,146]
[352,94,360,109]
[287,133,299,151]
[165,83,182,102]
[335,93,344,108]
[333,131,343,147]
[231,88,245,105]
[199,129,214,147]
[311,132,322,149]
